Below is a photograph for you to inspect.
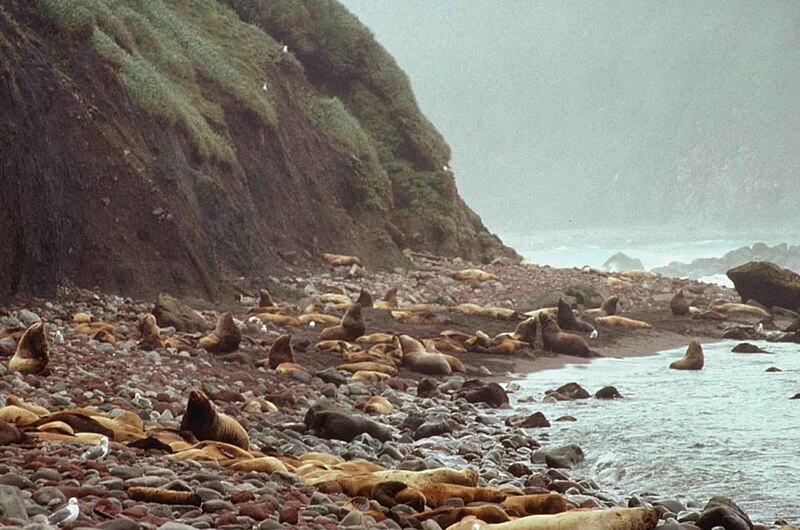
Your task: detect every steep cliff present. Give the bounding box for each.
[0,0,513,300]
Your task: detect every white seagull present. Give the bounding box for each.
[81,436,109,461]
[757,323,764,334]
[48,497,79,526]
[262,82,268,91]
[54,330,65,344]
[309,320,316,329]
[133,392,152,408]
[282,45,289,53]
[589,329,598,339]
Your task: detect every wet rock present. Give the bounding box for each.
[546,382,590,400]
[534,444,585,469]
[766,367,782,372]
[731,343,769,354]
[695,496,753,530]
[0,485,28,521]
[728,261,800,312]
[32,487,66,507]
[505,412,550,428]
[97,516,142,530]
[454,379,509,408]
[414,418,452,440]
[595,386,623,399]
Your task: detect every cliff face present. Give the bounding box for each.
[0,0,513,300]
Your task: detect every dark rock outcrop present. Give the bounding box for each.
[727,262,800,312]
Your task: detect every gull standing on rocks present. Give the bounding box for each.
[54,330,65,344]
[48,497,79,527]
[282,44,289,53]
[134,392,152,408]
[757,322,764,335]
[262,82,268,91]
[590,329,598,339]
[81,436,109,461]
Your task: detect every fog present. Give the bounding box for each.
[341,1,800,238]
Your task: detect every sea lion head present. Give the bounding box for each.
[686,339,703,359]
[383,287,398,305]
[399,335,425,355]
[268,334,294,368]
[342,303,364,328]
[259,289,275,308]
[537,313,559,333]
[600,295,619,315]
[357,288,373,308]
[181,389,216,433]
[16,323,49,361]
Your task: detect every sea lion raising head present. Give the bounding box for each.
[198,312,241,354]
[320,303,365,341]
[669,340,704,370]
[556,298,596,334]
[538,314,596,358]
[8,323,50,375]
[179,389,249,450]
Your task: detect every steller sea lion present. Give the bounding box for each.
[556,298,595,334]
[8,322,49,375]
[670,289,690,316]
[415,505,511,527]
[710,302,770,318]
[320,303,365,341]
[321,252,362,267]
[453,304,519,320]
[512,318,538,346]
[255,313,301,327]
[361,396,393,414]
[446,507,659,530]
[351,371,391,384]
[371,468,479,488]
[501,493,572,516]
[538,314,596,358]
[374,287,399,310]
[259,289,275,308]
[399,335,452,376]
[586,295,620,317]
[595,316,652,329]
[198,312,241,354]
[179,389,249,450]
[337,362,398,376]
[356,288,373,308]
[669,340,704,370]
[259,334,294,370]
[303,405,392,442]
[138,314,164,350]
[451,269,500,282]
[416,483,510,508]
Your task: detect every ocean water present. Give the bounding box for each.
[502,229,795,287]
[515,341,800,524]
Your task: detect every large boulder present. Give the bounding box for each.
[695,496,753,530]
[152,293,207,332]
[564,284,607,309]
[454,379,509,408]
[602,252,645,272]
[533,444,585,469]
[727,262,800,312]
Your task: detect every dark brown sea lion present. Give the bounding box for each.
[670,289,690,316]
[600,294,619,315]
[259,289,275,308]
[356,288,373,308]
[303,405,392,442]
[138,314,164,350]
[8,322,49,374]
[320,303,365,341]
[669,340,704,370]
[260,334,293,369]
[538,314,596,358]
[373,286,399,310]
[179,389,249,450]
[198,312,241,354]
[556,298,595,333]
[415,505,511,527]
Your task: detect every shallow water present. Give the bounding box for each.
[516,340,800,524]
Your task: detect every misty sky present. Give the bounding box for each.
[340,1,800,236]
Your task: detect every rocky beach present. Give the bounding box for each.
[1,252,797,530]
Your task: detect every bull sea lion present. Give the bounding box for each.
[556,298,595,334]
[374,287,399,310]
[399,335,452,376]
[670,289,690,316]
[320,303,365,341]
[303,405,392,442]
[179,389,249,450]
[446,507,659,530]
[669,340,704,370]
[198,312,241,354]
[538,314,596,358]
[8,322,50,375]
[356,288,373,308]
[258,334,294,370]
[595,316,652,329]
[138,314,164,350]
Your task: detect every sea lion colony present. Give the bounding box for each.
[0,251,790,529]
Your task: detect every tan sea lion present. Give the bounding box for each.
[338,362,398,376]
[710,303,770,317]
[556,298,595,334]
[451,269,499,282]
[351,371,391,383]
[6,396,49,416]
[128,487,201,505]
[321,252,362,267]
[501,494,572,516]
[512,318,538,346]
[198,312,241,354]
[416,483,509,508]
[423,337,466,354]
[8,322,49,375]
[179,389,249,450]
[357,333,396,345]
[138,314,164,350]
[362,396,393,414]
[586,295,620,317]
[399,335,452,376]
[298,313,341,325]
[255,313,302,327]
[320,303,365,341]
[446,507,659,530]
[319,293,351,305]
[257,334,294,370]
[453,304,518,320]
[595,316,652,329]
[371,468,479,488]
[374,287,399,310]
[391,311,451,325]
[538,314,596,358]
[669,340,704,370]
[670,289,690,316]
